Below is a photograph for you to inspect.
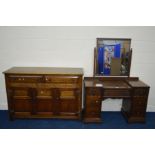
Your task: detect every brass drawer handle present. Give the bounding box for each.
[18,78,24,81]
[40,91,44,94]
[45,77,49,81]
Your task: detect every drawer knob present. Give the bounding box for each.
[18,78,24,81]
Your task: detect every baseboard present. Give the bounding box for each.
[146,105,155,112]
[0,103,8,110]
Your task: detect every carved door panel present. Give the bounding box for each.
[59,89,80,115]
[36,88,54,113]
[8,87,32,113]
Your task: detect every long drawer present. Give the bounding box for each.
[7,75,43,83]
[44,75,80,83]
[104,89,131,98]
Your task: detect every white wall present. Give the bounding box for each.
[0,26,155,111]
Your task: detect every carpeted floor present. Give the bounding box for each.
[0,110,155,129]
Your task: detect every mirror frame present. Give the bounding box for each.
[94,38,132,77]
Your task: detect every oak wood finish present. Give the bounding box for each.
[4,67,83,120]
[83,77,150,123]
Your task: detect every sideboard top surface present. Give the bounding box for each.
[3,67,83,75]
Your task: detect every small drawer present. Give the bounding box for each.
[134,88,148,96]
[104,89,130,97]
[44,76,79,83]
[132,96,147,108]
[86,100,101,113]
[85,112,100,117]
[86,95,102,100]
[8,75,43,83]
[86,88,102,97]
[132,110,145,117]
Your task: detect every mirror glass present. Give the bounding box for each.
[94,38,131,76]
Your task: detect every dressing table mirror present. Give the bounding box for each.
[83,38,150,123]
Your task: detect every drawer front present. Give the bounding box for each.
[132,96,147,108]
[86,88,102,97]
[134,88,148,96]
[104,89,130,97]
[86,100,101,113]
[84,111,100,118]
[131,109,145,117]
[8,75,43,83]
[44,76,80,83]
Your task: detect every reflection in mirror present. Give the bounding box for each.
[94,38,132,76]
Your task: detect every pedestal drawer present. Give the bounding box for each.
[86,87,102,97]
[85,100,101,113]
[132,96,147,108]
[134,88,148,96]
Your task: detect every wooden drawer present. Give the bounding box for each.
[104,89,130,97]
[84,111,100,118]
[86,100,101,113]
[86,87,102,97]
[8,75,43,83]
[44,76,79,83]
[86,96,102,100]
[134,88,148,96]
[131,109,145,117]
[132,96,147,108]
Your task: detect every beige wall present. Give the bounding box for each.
[0,26,155,111]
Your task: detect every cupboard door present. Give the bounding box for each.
[59,89,80,115]
[9,88,32,113]
[36,89,54,113]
